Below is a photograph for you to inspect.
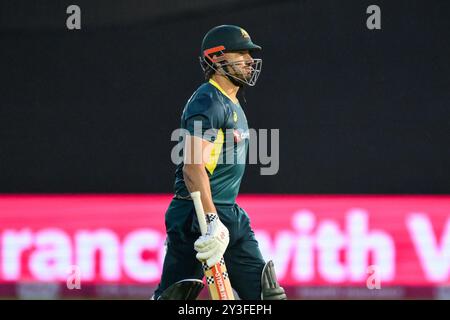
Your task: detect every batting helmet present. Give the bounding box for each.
[199,25,262,86]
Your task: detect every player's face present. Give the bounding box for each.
[222,51,254,80]
[211,49,262,86]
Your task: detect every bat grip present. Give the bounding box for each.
[190,191,208,236]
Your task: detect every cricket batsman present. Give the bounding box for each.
[152,25,287,300]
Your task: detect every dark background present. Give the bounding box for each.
[1,0,449,194]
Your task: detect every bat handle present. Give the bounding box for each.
[190,191,208,236]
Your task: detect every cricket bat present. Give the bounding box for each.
[190,191,235,300]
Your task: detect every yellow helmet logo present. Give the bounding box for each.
[233,111,238,122]
[240,28,250,39]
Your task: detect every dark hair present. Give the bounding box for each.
[204,64,216,80]
[200,56,217,80]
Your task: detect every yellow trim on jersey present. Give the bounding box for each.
[209,79,235,103]
[205,128,224,175]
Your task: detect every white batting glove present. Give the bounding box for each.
[194,213,229,267]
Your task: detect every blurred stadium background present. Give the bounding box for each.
[1,0,449,299]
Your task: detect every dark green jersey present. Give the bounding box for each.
[173,79,249,205]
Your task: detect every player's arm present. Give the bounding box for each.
[182,135,216,214]
[183,133,229,267]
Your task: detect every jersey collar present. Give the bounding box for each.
[208,79,238,104]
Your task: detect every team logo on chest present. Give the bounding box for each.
[233,111,238,123]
